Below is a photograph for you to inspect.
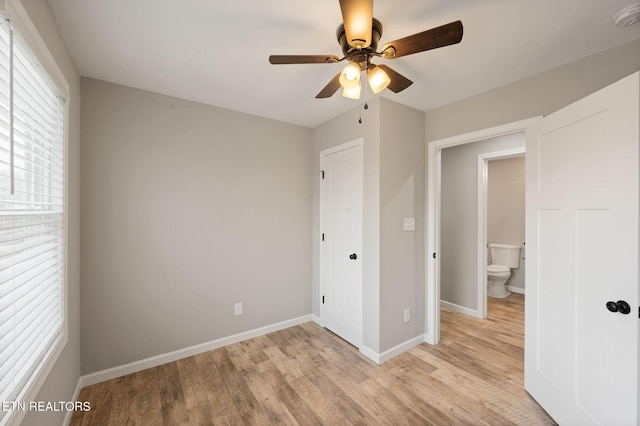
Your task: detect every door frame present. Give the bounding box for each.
[319,138,364,347]
[425,118,539,344]
[477,148,525,319]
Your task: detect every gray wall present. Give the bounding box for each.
[440,133,524,310]
[81,78,312,374]
[312,97,425,355]
[487,156,525,291]
[426,39,640,142]
[19,0,82,425]
[379,99,425,351]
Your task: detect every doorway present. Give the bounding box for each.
[477,150,525,318]
[425,118,538,344]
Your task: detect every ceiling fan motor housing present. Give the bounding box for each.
[337,18,383,66]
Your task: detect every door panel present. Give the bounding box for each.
[525,72,639,425]
[320,141,363,347]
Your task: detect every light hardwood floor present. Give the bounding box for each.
[71,294,556,425]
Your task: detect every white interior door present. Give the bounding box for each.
[525,72,639,425]
[320,140,363,348]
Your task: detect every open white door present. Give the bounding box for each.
[525,72,639,425]
[320,140,363,348]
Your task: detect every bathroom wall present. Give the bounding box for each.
[487,156,526,292]
[440,132,525,312]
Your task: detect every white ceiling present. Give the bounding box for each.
[47,0,640,128]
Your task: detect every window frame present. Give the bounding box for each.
[0,0,69,424]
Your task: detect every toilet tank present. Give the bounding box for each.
[489,244,521,268]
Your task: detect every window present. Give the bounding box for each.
[0,2,68,423]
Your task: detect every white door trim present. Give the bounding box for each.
[319,138,364,347]
[319,138,363,158]
[476,148,525,319]
[425,117,540,344]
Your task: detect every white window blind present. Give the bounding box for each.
[0,13,66,421]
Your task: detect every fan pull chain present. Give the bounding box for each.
[358,79,370,124]
[359,99,371,124]
[358,101,369,124]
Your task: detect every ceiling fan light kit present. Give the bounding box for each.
[342,84,362,99]
[337,62,390,99]
[339,62,362,89]
[269,0,463,100]
[367,64,391,93]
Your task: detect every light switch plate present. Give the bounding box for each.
[403,218,415,232]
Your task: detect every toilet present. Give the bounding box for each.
[487,243,521,298]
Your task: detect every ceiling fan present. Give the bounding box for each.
[268,0,463,99]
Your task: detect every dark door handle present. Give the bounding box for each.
[606,300,631,315]
[349,253,357,260]
[617,300,631,314]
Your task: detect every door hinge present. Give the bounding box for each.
[320,170,325,179]
[433,253,437,259]
[322,295,325,304]
[322,233,325,241]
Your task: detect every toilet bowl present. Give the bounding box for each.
[487,264,511,298]
[487,243,521,299]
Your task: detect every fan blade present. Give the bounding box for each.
[377,65,413,93]
[339,0,373,48]
[381,20,463,59]
[269,55,340,64]
[316,73,342,98]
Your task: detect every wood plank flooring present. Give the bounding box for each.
[71,294,556,425]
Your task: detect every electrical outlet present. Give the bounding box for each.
[403,308,410,324]
[234,302,243,316]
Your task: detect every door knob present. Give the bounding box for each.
[606,300,631,315]
[349,253,358,260]
[616,300,631,315]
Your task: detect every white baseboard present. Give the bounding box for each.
[79,313,429,391]
[424,332,437,346]
[359,334,426,364]
[311,316,423,364]
[440,300,481,318]
[80,314,315,388]
[359,345,379,363]
[378,334,426,363]
[506,285,525,295]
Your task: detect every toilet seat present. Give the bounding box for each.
[487,264,509,274]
